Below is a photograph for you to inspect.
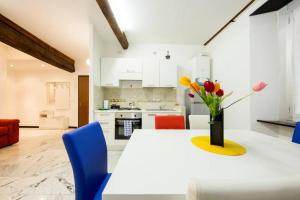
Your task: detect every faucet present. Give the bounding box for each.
[129,102,135,109]
[159,104,166,110]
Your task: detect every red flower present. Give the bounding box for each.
[188,93,195,98]
[204,81,215,92]
[216,89,224,97]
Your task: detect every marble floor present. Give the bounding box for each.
[0,128,123,200]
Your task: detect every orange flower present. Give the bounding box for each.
[190,82,201,92]
[179,76,191,87]
[213,82,221,93]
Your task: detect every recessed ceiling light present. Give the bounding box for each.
[41,64,46,67]
[86,59,90,66]
[9,64,14,67]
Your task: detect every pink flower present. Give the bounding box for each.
[252,82,267,92]
[226,91,233,97]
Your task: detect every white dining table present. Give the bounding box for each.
[102,129,300,200]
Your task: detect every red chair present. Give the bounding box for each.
[155,115,185,129]
[0,119,20,148]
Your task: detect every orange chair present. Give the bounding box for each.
[155,115,185,129]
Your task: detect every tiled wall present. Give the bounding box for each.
[101,88,178,109]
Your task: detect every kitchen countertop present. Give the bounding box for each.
[95,109,183,113]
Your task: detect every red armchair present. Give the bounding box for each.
[0,119,20,148]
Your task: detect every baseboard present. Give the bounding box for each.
[20,126,78,129]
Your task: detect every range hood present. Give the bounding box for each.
[119,80,142,88]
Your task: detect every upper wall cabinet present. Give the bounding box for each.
[100,57,177,88]
[142,59,160,87]
[119,58,142,80]
[101,58,120,87]
[159,60,178,87]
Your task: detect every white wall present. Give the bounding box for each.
[0,46,8,119]
[250,12,284,136]
[102,43,204,105]
[89,25,105,121]
[205,0,296,138]
[206,0,268,129]
[292,1,300,121]
[0,59,88,127]
[248,3,300,139]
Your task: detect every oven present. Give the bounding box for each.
[115,112,142,140]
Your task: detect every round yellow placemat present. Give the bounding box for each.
[191,136,246,156]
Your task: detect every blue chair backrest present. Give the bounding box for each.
[292,122,300,144]
[62,122,108,200]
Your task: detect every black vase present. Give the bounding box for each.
[210,109,224,147]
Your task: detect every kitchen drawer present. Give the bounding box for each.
[95,113,115,120]
[99,121,114,129]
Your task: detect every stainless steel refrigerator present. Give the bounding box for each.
[185,89,209,128]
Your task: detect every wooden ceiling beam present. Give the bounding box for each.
[0,14,75,72]
[96,0,129,49]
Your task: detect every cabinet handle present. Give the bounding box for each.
[148,114,156,116]
[100,122,110,125]
[105,83,113,86]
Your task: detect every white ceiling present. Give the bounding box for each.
[0,0,117,61]
[111,0,251,44]
[0,43,62,71]
[0,0,251,61]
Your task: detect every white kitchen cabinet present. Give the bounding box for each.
[142,113,156,129]
[142,59,160,87]
[101,58,120,87]
[95,112,115,145]
[159,60,177,87]
[142,112,183,129]
[119,58,142,73]
[119,58,142,80]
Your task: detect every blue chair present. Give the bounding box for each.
[292,122,300,144]
[62,122,111,200]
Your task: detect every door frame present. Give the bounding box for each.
[78,75,89,127]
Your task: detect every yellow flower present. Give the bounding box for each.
[179,76,191,87]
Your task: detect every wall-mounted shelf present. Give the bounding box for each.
[250,0,293,16]
[257,120,296,128]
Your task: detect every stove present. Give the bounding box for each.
[115,111,142,140]
[118,107,142,111]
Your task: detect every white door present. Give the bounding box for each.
[142,59,160,87]
[101,58,120,87]
[159,60,177,87]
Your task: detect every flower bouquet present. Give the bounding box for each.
[180,76,267,147]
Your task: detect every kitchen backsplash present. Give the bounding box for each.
[102,88,177,109]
